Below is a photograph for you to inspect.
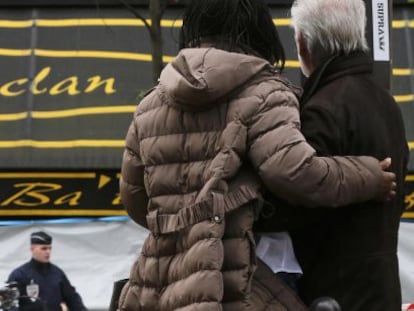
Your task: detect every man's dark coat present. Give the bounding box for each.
[275,53,408,311]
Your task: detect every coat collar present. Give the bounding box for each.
[30,257,51,271]
[300,53,373,110]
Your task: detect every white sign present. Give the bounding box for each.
[372,0,390,61]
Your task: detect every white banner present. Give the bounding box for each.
[399,222,414,304]
[0,220,413,310]
[0,220,148,310]
[372,0,391,61]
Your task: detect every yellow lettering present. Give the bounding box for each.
[32,67,50,94]
[1,67,116,97]
[1,183,61,207]
[54,191,82,206]
[406,192,414,210]
[112,193,122,205]
[49,76,81,95]
[85,76,116,94]
[0,78,28,96]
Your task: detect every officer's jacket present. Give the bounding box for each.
[8,258,86,311]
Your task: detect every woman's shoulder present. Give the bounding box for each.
[241,72,301,101]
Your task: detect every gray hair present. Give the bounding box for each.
[291,0,369,65]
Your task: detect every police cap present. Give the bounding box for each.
[30,231,52,245]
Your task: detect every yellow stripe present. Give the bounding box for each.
[0,173,95,178]
[0,48,176,62]
[0,209,126,216]
[35,48,150,60]
[285,60,300,68]
[34,49,175,62]
[0,140,124,148]
[0,94,412,121]
[37,18,184,28]
[0,48,406,73]
[32,105,136,118]
[161,20,183,27]
[1,18,414,29]
[0,18,291,28]
[404,174,414,220]
[0,20,34,28]
[273,18,291,26]
[0,48,410,74]
[37,18,146,27]
[0,18,148,28]
[0,139,410,150]
[0,18,288,28]
[393,68,414,76]
[0,172,121,179]
[0,112,28,121]
[394,94,414,103]
[0,48,31,56]
[402,212,414,219]
[393,20,406,28]
[392,20,414,28]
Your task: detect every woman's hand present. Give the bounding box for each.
[378,157,397,201]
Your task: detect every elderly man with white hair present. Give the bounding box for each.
[272,0,409,310]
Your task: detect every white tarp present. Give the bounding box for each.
[399,222,414,303]
[0,219,413,310]
[0,219,148,311]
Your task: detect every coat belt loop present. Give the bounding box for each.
[146,210,160,235]
[211,191,225,224]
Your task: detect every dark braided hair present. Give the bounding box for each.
[179,0,285,70]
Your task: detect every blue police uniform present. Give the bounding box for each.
[7,258,86,311]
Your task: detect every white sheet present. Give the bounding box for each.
[0,220,412,310]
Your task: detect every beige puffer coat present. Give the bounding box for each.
[119,48,384,311]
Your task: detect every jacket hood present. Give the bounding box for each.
[158,48,272,111]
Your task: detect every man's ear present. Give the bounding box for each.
[296,32,309,61]
[295,31,313,77]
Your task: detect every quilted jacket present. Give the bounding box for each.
[118,47,386,311]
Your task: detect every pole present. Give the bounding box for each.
[365,0,393,90]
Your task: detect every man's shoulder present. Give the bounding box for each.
[8,261,31,280]
[12,261,32,272]
[48,263,72,280]
[48,262,65,274]
[302,79,355,117]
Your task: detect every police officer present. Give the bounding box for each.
[7,232,87,311]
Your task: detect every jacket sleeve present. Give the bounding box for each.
[7,268,27,296]
[300,103,343,155]
[120,114,149,228]
[248,87,383,207]
[60,271,87,311]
